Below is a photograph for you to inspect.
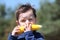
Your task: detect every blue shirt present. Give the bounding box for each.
[8,31,44,40]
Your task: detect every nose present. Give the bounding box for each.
[25,20,30,24]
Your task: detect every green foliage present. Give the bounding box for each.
[37,0,60,40]
[0,4,6,18]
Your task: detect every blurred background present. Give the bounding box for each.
[0,0,60,40]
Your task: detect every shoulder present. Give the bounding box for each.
[33,31,44,39]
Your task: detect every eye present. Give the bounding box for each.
[21,20,26,22]
[29,19,33,21]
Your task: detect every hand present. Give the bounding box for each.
[11,26,21,36]
[24,24,32,32]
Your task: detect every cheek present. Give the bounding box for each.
[19,22,26,26]
[31,19,36,24]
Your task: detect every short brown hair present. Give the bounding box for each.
[16,4,36,20]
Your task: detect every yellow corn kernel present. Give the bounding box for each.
[32,24,42,30]
[19,24,42,33]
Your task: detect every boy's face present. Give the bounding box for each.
[17,9,36,26]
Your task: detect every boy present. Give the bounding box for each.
[8,4,44,40]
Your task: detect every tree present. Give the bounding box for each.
[37,0,60,40]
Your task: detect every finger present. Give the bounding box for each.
[24,24,27,30]
[15,29,20,32]
[26,23,30,28]
[13,26,20,32]
[29,24,32,27]
[14,28,19,31]
[17,25,21,27]
[28,24,32,29]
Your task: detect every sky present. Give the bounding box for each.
[0,0,55,19]
[0,0,55,10]
[0,0,40,9]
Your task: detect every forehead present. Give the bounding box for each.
[19,10,34,18]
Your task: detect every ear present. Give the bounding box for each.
[35,18,37,23]
[16,20,19,25]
